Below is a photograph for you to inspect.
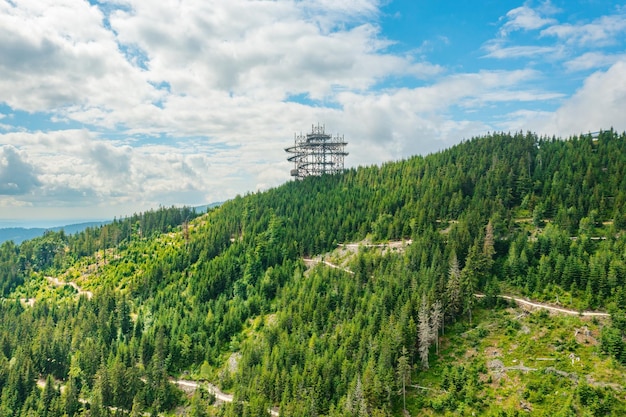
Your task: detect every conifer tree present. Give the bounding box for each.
[61,375,81,416]
[190,388,208,417]
[446,251,462,319]
[129,395,144,417]
[40,374,58,417]
[345,376,368,417]
[418,296,431,369]
[462,237,488,325]
[396,346,411,413]
[431,300,443,355]
[483,220,495,262]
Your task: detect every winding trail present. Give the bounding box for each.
[41,279,278,413]
[46,276,93,299]
[41,239,608,417]
[304,241,610,318]
[173,380,279,416]
[494,294,610,317]
[303,258,354,275]
[174,380,233,403]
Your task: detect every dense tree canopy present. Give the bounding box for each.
[1,130,626,415]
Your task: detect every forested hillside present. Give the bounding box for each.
[1,130,626,416]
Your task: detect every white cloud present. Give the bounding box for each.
[490,4,626,71]
[565,52,626,72]
[486,3,562,61]
[541,14,626,47]
[0,0,159,114]
[528,60,626,136]
[0,145,41,195]
[1,0,624,222]
[495,109,554,132]
[331,69,550,160]
[483,42,561,59]
[0,60,553,217]
[0,129,222,210]
[0,0,438,138]
[107,0,432,106]
[500,4,557,36]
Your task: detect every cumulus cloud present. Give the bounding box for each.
[530,60,626,136]
[0,0,439,138]
[328,68,557,161]
[500,5,557,35]
[86,142,133,179]
[0,129,220,211]
[481,3,626,137]
[0,0,162,117]
[0,0,624,221]
[0,146,41,195]
[107,0,433,104]
[485,3,561,60]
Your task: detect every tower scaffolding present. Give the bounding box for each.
[285,124,348,179]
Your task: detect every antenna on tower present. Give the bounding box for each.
[285,123,348,179]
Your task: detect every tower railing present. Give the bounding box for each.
[285,124,348,179]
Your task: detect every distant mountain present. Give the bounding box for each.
[0,202,223,245]
[193,201,223,212]
[49,221,111,235]
[0,221,110,245]
[0,227,47,245]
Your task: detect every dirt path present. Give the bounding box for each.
[304,239,412,276]
[303,258,355,275]
[174,380,233,403]
[341,240,412,250]
[303,241,610,319]
[173,380,279,416]
[46,276,93,299]
[495,295,610,317]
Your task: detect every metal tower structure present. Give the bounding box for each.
[285,124,348,179]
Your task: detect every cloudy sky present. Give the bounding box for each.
[1,0,625,226]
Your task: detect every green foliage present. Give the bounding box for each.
[0,130,626,415]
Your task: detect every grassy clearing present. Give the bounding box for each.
[408,303,626,416]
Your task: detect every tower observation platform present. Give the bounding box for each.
[285,124,348,179]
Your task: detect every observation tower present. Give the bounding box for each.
[285,124,348,179]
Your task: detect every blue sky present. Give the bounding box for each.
[1,0,625,226]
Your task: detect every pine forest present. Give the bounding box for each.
[1,130,626,416]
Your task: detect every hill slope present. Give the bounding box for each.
[1,130,626,416]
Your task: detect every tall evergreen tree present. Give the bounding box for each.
[431,300,443,355]
[396,346,411,413]
[418,296,431,369]
[446,251,462,319]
